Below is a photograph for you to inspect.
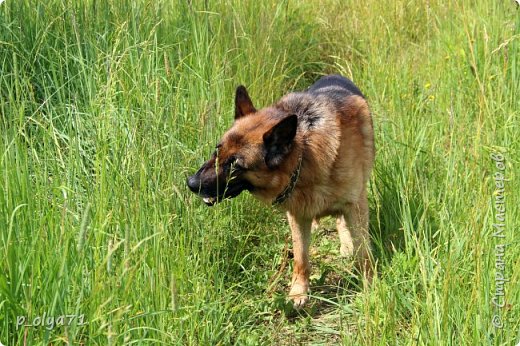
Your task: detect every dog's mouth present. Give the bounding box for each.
[202,196,217,206]
[199,185,247,206]
[196,181,252,206]
[187,168,254,207]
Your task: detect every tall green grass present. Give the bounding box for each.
[1,0,518,344]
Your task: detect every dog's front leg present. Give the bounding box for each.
[287,212,312,308]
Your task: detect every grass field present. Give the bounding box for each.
[1,0,519,344]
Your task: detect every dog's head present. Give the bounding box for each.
[187,86,298,206]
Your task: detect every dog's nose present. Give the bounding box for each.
[186,175,200,192]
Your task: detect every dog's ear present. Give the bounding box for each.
[235,85,256,119]
[263,114,298,169]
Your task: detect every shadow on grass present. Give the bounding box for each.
[370,154,441,266]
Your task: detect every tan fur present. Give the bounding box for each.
[188,78,375,308]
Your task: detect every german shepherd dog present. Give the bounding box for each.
[187,75,375,307]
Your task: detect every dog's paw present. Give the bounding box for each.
[291,294,309,309]
[289,283,309,309]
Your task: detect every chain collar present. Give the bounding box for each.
[272,155,303,206]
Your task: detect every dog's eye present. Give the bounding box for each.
[228,156,245,172]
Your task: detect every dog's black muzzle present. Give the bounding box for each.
[186,165,253,206]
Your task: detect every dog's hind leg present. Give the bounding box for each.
[343,189,373,281]
[287,212,312,308]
